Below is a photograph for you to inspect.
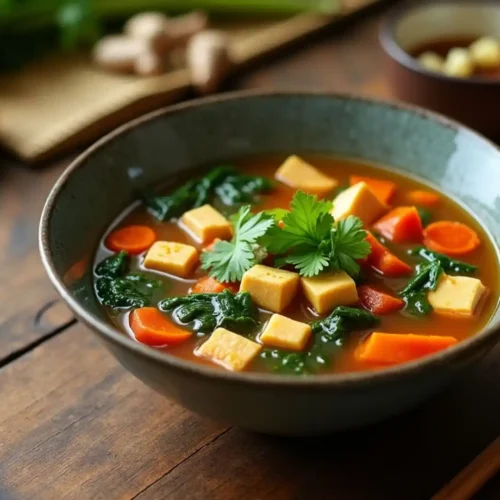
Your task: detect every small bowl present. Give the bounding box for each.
[381,0,500,140]
[40,91,500,435]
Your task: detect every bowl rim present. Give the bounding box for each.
[40,89,500,389]
[380,0,500,87]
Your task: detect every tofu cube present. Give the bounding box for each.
[418,51,444,72]
[428,274,487,317]
[240,265,299,313]
[443,48,474,78]
[275,155,338,197]
[260,314,312,351]
[180,204,232,244]
[301,270,358,314]
[331,182,387,225]
[144,241,198,277]
[196,327,262,371]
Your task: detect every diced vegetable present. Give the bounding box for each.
[259,314,312,351]
[95,252,162,310]
[408,190,440,207]
[144,241,198,278]
[191,277,239,294]
[331,182,388,225]
[409,247,477,274]
[159,290,260,334]
[262,306,379,375]
[130,307,192,346]
[358,286,405,315]
[240,264,299,313]
[365,232,412,277]
[197,327,262,372]
[301,270,358,314]
[201,205,274,283]
[373,206,423,243]
[180,204,232,244]
[349,175,397,204]
[275,155,338,197]
[356,333,458,365]
[105,225,156,254]
[423,221,480,256]
[428,274,487,317]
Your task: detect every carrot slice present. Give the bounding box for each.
[365,232,412,277]
[350,175,397,204]
[423,221,480,256]
[191,277,239,294]
[106,225,156,254]
[358,286,405,315]
[130,307,192,346]
[355,333,457,365]
[408,190,440,207]
[373,206,423,243]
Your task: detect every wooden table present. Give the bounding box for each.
[1,9,499,500]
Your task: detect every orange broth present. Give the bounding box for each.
[94,156,499,374]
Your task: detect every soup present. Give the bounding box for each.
[413,36,500,79]
[92,155,499,375]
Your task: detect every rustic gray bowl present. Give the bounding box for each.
[40,91,500,435]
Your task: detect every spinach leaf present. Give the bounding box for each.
[416,207,432,227]
[94,252,162,310]
[95,250,128,278]
[399,260,443,316]
[409,247,477,274]
[263,307,379,375]
[142,166,272,221]
[159,290,260,334]
[402,291,433,316]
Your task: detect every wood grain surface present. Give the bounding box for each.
[0,8,499,500]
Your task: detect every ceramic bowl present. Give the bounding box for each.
[380,0,500,140]
[40,91,500,435]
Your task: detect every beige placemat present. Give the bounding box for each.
[0,0,382,162]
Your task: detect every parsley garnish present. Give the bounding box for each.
[262,191,370,277]
[200,205,274,283]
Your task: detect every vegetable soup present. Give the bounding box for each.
[92,155,499,375]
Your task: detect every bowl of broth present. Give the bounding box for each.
[40,91,500,435]
[381,0,500,140]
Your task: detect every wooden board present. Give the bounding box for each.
[0,0,387,162]
[2,6,500,499]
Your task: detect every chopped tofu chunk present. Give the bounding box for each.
[443,48,474,78]
[275,155,338,197]
[240,265,299,313]
[301,270,358,314]
[144,241,198,277]
[470,37,500,69]
[180,204,232,244]
[260,314,312,351]
[331,182,387,225]
[196,327,262,371]
[428,274,487,317]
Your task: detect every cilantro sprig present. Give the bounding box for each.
[201,206,274,283]
[262,191,370,277]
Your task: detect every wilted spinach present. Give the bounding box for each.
[94,252,162,310]
[262,307,379,375]
[409,247,477,274]
[159,290,260,334]
[142,166,272,221]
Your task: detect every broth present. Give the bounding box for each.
[93,155,499,375]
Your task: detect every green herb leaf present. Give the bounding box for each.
[282,243,331,277]
[159,290,260,334]
[402,291,433,316]
[95,250,128,278]
[409,247,477,274]
[201,206,274,282]
[330,216,370,277]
